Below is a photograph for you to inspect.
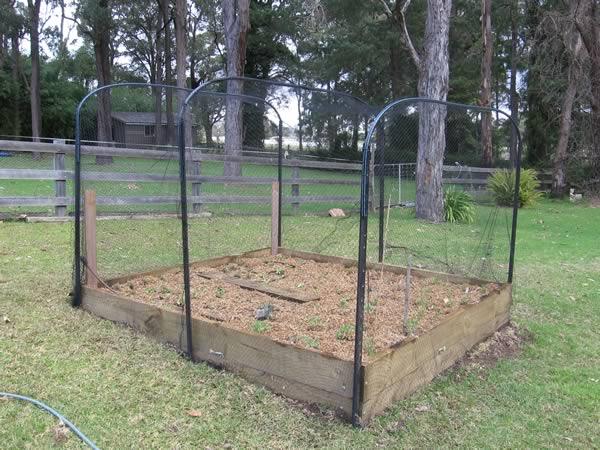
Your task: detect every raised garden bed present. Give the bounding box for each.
[81,248,511,424]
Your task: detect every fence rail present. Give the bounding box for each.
[0,139,552,217]
[0,140,361,217]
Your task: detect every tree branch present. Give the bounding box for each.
[399,0,421,67]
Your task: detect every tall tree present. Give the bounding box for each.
[222,0,250,176]
[78,0,114,163]
[159,0,175,145]
[380,0,453,221]
[175,0,191,146]
[551,0,585,196]
[509,0,520,166]
[575,0,600,179]
[27,0,42,143]
[480,0,493,166]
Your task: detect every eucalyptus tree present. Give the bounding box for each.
[27,0,42,142]
[222,0,250,176]
[76,0,115,162]
[378,0,453,222]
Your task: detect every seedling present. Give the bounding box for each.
[336,323,354,341]
[365,338,376,356]
[299,335,319,349]
[366,299,378,314]
[251,320,271,334]
[339,296,349,309]
[307,315,323,331]
[215,287,225,298]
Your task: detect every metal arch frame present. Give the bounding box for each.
[351,97,523,426]
[72,82,193,308]
[176,87,285,361]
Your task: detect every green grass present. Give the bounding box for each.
[0,200,599,448]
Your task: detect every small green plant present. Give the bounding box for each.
[488,168,542,208]
[299,335,320,349]
[443,188,475,223]
[365,299,378,314]
[274,267,285,276]
[160,286,171,294]
[215,287,225,298]
[365,338,376,356]
[336,323,354,341]
[307,315,323,331]
[339,297,349,309]
[251,320,271,334]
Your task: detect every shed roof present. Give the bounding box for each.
[111,112,171,125]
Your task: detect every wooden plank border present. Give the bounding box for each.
[81,286,354,416]
[80,247,511,424]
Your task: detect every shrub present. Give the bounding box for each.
[443,188,475,223]
[488,169,541,208]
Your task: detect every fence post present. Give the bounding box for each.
[84,190,98,288]
[53,142,67,217]
[271,181,280,256]
[291,163,300,214]
[191,158,202,213]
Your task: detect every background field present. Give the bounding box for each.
[0,199,598,448]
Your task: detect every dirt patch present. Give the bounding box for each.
[110,254,499,361]
[589,196,600,208]
[454,323,530,378]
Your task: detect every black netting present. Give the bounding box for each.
[365,100,520,283]
[71,79,522,427]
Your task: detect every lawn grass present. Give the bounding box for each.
[0,199,599,448]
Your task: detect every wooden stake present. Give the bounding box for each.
[403,255,412,335]
[271,181,279,256]
[84,190,98,288]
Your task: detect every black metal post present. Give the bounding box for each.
[177,108,194,361]
[377,121,385,263]
[507,135,523,283]
[352,140,372,427]
[277,120,283,247]
[72,107,82,307]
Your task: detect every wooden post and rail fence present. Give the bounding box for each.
[0,139,552,217]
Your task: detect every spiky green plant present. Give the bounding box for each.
[443,188,475,223]
[488,169,542,208]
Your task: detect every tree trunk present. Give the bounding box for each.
[160,0,174,145]
[509,1,519,167]
[551,63,578,197]
[296,89,303,152]
[154,10,164,146]
[94,0,113,164]
[28,0,42,146]
[415,0,453,223]
[175,0,191,148]
[575,0,600,184]
[480,0,493,167]
[11,31,20,137]
[202,111,214,146]
[222,0,250,176]
[352,114,359,152]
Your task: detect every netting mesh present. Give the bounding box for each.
[76,85,189,282]
[71,79,521,425]
[364,100,519,283]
